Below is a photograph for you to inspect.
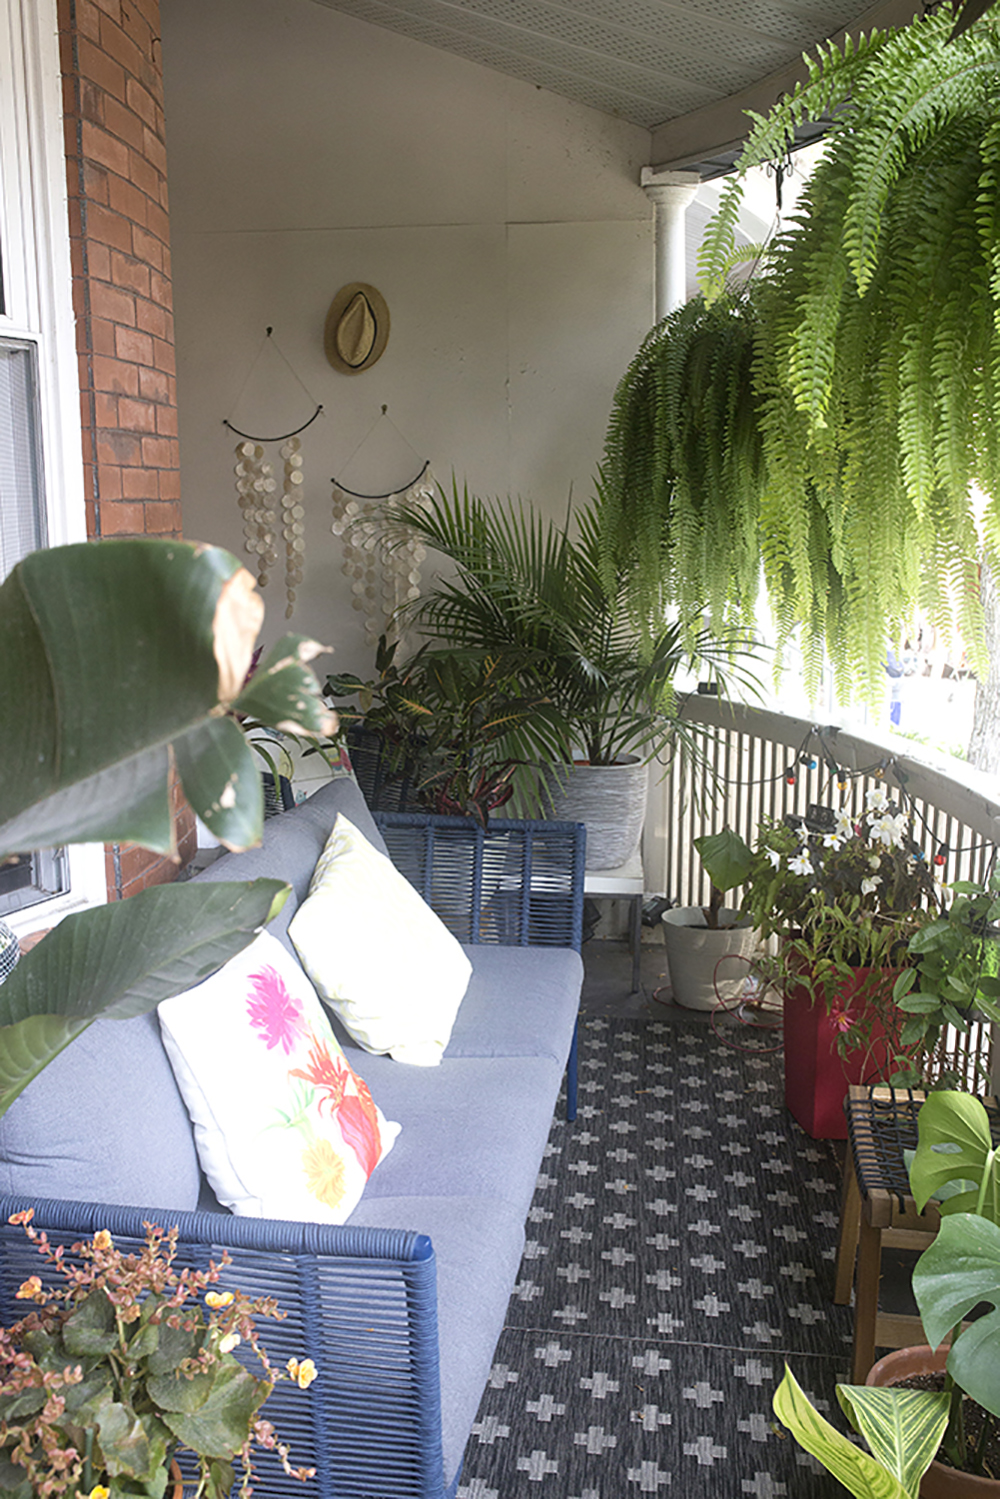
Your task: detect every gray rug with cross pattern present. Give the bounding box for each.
[455,1015,855,1498]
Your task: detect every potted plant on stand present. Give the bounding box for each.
[772,1087,1000,1495]
[375,482,757,868]
[705,785,996,1138]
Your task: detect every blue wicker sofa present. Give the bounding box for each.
[0,776,585,1499]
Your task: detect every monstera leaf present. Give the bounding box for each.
[0,539,334,857]
[914,1212,1000,1418]
[909,1091,1000,1225]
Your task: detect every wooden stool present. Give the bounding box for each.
[834,1085,998,1383]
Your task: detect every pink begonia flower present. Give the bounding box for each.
[246,966,307,1054]
[829,1008,855,1033]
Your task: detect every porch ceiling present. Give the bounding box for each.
[312,0,919,176]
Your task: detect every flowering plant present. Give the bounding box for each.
[0,1212,317,1499]
[703,785,950,1080]
[705,785,1000,1085]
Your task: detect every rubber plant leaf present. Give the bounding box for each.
[836,1384,950,1496]
[0,539,327,858]
[909,1091,1000,1224]
[0,878,288,1116]
[913,1212,1000,1418]
[772,1365,911,1498]
[693,828,753,895]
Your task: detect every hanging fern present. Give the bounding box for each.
[601,2,1000,700]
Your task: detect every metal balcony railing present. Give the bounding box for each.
[646,696,1000,1091]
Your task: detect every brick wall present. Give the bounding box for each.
[59,0,196,894]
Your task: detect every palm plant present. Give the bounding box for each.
[600,4,1000,704]
[380,482,756,772]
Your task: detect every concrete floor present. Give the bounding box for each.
[579,936,714,1024]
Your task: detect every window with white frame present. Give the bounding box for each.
[0,0,106,930]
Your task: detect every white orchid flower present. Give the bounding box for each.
[872,813,906,849]
[789,852,814,877]
[865,785,890,813]
[861,876,882,895]
[835,809,854,837]
[766,849,781,869]
[822,832,845,850]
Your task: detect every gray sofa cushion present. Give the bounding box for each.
[0,1013,202,1210]
[195,775,387,953]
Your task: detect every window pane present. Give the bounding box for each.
[0,338,65,916]
[0,339,46,580]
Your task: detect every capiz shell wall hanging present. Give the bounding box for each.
[224,328,322,618]
[330,464,433,650]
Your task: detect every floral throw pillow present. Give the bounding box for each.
[157,931,400,1223]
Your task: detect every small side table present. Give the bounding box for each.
[584,851,644,993]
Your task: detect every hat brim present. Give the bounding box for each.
[324,283,391,374]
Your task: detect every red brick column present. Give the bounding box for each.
[59,0,182,544]
[58,0,196,893]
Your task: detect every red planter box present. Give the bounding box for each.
[783,969,895,1139]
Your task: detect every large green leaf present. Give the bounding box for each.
[910,1091,1000,1224]
[62,1289,118,1357]
[160,1363,269,1461]
[914,1212,1000,1416]
[693,828,754,895]
[837,1384,950,1495]
[95,1397,171,1481]
[772,1366,911,1498]
[0,540,332,857]
[0,878,287,1116]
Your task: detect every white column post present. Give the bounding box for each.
[641,168,701,321]
[639,168,701,909]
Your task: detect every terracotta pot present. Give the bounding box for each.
[866,1346,1000,1496]
[783,966,897,1139]
[169,1459,184,1498]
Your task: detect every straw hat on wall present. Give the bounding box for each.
[324,283,390,374]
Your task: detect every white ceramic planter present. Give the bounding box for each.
[542,758,648,870]
[661,906,757,1010]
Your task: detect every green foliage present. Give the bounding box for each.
[907,1090,1000,1466]
[602,6,1000,701]
[0,538,331,1118]
[772,1363,949,1497]
[0,1217,315,1498]
[893,876,1000,1087]
[378,480,759,772]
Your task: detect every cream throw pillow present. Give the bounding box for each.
[157,931,400,1222]
[289,814,473,1065]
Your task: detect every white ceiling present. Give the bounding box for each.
[313,0,918,175]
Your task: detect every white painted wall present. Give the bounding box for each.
[160,0,654,674]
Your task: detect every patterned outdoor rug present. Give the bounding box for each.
[456,1015,856,1498]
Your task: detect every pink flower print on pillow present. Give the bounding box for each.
[246,966,308,1054]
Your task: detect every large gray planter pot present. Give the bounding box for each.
[542,758,648,870]
[661,906,758,1011]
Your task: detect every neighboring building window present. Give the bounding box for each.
[0,0,105,931]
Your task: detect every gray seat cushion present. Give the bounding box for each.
[445,944,582,1063]
[347,1192,529,1488]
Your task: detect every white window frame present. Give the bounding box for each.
[0,0,107,935]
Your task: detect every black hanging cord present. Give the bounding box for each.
[330,460,430,501]
[223,327,322,443]
[224,408,323,444]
